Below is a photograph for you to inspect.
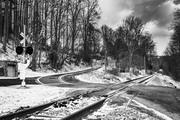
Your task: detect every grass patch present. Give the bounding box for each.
[129,104,166,120]
[126,85,180,114]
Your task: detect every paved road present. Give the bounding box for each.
[38,67,114,88]
[0,67,101,86]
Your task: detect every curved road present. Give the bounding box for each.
[38,67,113,88]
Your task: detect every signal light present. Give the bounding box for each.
[26,46,33,55]
[16,46,23,55]
[16,46,33,55]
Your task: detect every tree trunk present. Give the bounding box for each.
[104,39,107,71]
[38,1,45,68]
[54,13,58,71]
[24,0,28,38]
[144,55,146,74]
[71,29,75,55]
[129,52,133,72]
[66,0,69,49]
[83,22,87,61]
[44,0,48,56]
[31,0,38,71]
[0,0,2,42]
[32,43,38,71]
[9,0,13,42]
[50,9,53,50]
[20,0,23,32]
[13,0,18,47]
[38,44,42,67]
[3,0,9,52]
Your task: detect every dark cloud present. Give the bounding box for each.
[133,0,173,27]
[173,0,180,4]
[101,0,174,27]
[100,0,178,27]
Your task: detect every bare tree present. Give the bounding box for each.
[138,33,155,72]
[69,0,82,55]
[31,0,39,70]
[81,0,100,63]
[0,0,103,70]
[122,16,144,70]
[101,25,111,70]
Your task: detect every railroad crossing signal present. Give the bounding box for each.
[16,46,33,55]
[16,46,24,55]
[26,46,33,55]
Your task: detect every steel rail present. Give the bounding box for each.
[103,75,154,99]
[60,75,154,120]
[123,75,153,83]
[61,98,106,120]
[0,96,83,120]
[137,75,154,83]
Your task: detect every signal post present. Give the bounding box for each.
[16,36,33,87]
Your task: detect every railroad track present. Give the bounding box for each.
[0,71,153,120]
[60,75,154,120]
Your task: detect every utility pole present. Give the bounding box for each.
[21,0,28,87]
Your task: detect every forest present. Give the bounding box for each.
[162,8,180,81]
[0,0,172,78]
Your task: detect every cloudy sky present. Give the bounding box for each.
[98,0,180,56]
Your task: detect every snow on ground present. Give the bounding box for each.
[76,67,144,84]
[0,63,90,116]
[75,67,122,84]
[0,85,70,116]
[0,42,97,116]
[29,96,103,119]
[25,64,91,78]
[147,73,180,88]
[84,95,164,120]
[159,74,180,88]
[118,72,143,82]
